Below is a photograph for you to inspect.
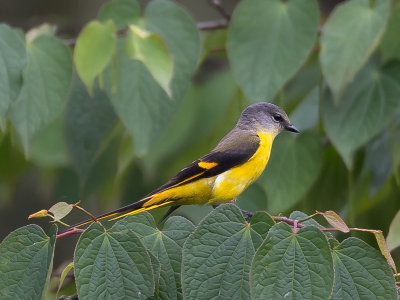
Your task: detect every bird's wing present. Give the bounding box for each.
[146,132,260,197]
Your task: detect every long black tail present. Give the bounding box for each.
[59,199,146,233]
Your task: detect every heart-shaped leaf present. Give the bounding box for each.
[182,204,273,299]
[331,237,397,299]
[74,20,116,93]
[227,0,319,101]
[10,35,72,154]
[322,60,400,168]
[251,222,333,299]
[0,225,57,300]
[259,132,323,213]
[320,0,390,97]
[74,223,154,299]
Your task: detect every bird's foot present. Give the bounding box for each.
[240,209,254,223]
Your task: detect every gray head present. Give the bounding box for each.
[237,102,299,136]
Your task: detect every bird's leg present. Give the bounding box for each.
[240,209,254,222]
[157,205,181,225]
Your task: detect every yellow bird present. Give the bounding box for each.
[67,102,299,229]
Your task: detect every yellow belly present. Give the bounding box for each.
[144,131,274,207]
[207,131,273,204]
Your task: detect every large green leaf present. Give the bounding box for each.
[227,0,319,101]
[104,0,200,156]
[145,0,201,102]
[98,0,141,29]
[182,204,273,299]
[361,131,393,196]
[65,76,116,180]
[0,225,56,300]
[289,86,319,131]
[74,223,154,299]
[114,213,195,299]
[320,0,390,97]
[10,35,72,154]
[0,24,26,128]
[259,132,323,213]
[381,5,400,62]
[331,237,397,299]
[104,48,175,156]
[322,60,400,168]
[145,70,238,167]
[74,20,116,93]
[250,222,333,299]
[30,117,68,167]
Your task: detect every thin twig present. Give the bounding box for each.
[56,228,84,239]
[58,294,78,300]
[272,216,305,228]
[210,0,231,21]
[197,20,229,30]
[74,205,98,222]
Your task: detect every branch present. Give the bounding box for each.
[210,0,231,21]
[56,228,84,239]
[197,19,229,31]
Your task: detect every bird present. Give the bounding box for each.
[65,102,299,230]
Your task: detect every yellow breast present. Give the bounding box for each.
[208,131,274,204]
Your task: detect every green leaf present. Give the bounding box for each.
[48,202,73,220]
[114,213,195,299]
[331,237,397,299]
[74,222,154,299]
[104,47,176,156]
[145,0,201,102]
[182,204,265,299]
[249,211,275,240]
[0,24,26,128]
[320,0,390,97]
[74,20,116,93]
[30,117,68,167]
[322,60,400,168]
[227,0,319,101]
[10,35,72,154]
[98,0,141,29]
[250,223,333,299]
[289,86,319,131]
[0,225,57,300]
[126,24,174,96]
[361,131,393,195]
[236,182,268,212]
[381,5,400,62]
[56,262,74,298]
[259,132,323,213]
[65,76,116,180]
[145,70,238,166]
[387,209,400,251]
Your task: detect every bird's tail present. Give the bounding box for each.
[60,196,174,233]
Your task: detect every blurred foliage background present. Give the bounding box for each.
[1,0,400,274]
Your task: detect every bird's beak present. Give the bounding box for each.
[285,124,300,133]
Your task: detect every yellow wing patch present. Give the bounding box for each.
[198,161,218,169]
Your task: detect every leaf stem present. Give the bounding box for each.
[56,228,84,239]
[74,205,98,222]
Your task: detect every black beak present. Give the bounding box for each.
[285,124,300,133]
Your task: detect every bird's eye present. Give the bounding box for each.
[272,114,283,122]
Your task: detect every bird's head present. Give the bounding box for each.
[238,102,299,136]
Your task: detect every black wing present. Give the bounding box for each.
[146,134,260,197]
